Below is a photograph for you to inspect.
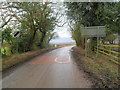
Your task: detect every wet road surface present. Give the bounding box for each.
[2,46,92,88]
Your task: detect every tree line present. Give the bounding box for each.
[1,2,62,56]
[1,2,120,56]
[65,2,120,50]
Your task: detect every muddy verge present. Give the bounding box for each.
[71,47,119,89]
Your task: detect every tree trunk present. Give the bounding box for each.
[39,32,46,48]
[28,30,37,51]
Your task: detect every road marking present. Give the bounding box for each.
[55,56,71,64]
[55,57,58,63]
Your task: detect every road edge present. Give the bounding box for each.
[2,47,61,76]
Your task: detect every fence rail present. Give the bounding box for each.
[95,44,120,65]
[100,44,120,48]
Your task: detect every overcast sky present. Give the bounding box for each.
[52,2,71,38]
[49,2,75,44]
[54,23,71,38]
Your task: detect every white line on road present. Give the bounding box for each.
[54,55,71,64]
[55,57,58,63]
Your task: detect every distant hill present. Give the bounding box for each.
[50,37,75,44]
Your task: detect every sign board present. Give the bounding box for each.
[81,26,106,37]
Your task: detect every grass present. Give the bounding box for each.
[71,46,120,88]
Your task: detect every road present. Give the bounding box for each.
[2,46,92,88]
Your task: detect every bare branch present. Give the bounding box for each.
[56,14,63,21]
[0,5,20,10]
[56,22,67,27]
[68,22,74,31]
[0,17,12,28]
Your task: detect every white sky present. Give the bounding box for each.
[54,23,71,38]
[52,2,72,38]
[57,28,71,37]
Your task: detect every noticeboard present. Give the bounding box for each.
[81,26,106,37]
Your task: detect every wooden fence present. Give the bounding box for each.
[94,44,120,65]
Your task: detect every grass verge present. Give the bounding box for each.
[71,46,120,88]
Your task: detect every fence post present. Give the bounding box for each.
[96,37,99,57]
[85,37,87,58]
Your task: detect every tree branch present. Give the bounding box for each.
[55,22,67,27]
[0,5,20,10]
[68,22,74,31]
[0,17,12,28]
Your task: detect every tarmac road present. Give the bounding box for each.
[2,46,92,88]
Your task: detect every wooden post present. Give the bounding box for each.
[96,37,99,57]
[85,37,87,58]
